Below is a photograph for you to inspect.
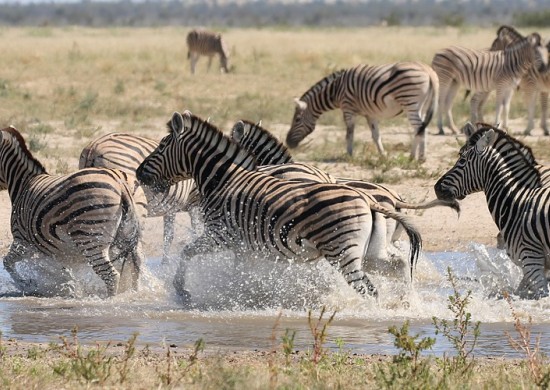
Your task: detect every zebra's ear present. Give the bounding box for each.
[257,120,262,127]
[181,110,194,132]
[294,98,307,111]
[475,129,497,153]
[170,112,185,135]
[461,122,477,139]
[231,121,245,142]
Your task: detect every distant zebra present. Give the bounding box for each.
[285,62,439,161]
[435,123,550,299]
[137,111,422,303]
[432,30,547,135]
[1,127,144,297]
[469,26,550,135]
[186,29,230,74]
[79,133,199,263]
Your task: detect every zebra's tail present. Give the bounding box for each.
[395,198,461,216]
[419,69,439,135]
[369,203,422,281]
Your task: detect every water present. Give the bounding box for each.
[0,242,549,358]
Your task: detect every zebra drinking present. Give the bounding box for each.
[137,111,422,303]
[186,29,230,74]
[79,133,199,263]
[434,123,550,299]
[0,127,144,297]
[432,30,547,135]
[285,62,439,161]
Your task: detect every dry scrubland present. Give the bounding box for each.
[2,26,550,388]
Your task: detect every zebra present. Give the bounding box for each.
[432,30,548,135]
[137,111,422,303]
[434,122,550,299]
[233,120,460,278]
[186,29,230,75]
[469,26,550,136]
[79,133,199,263]
[0,126,144,297]
[285,62,439,161]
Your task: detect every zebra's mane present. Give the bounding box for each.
[300,69,346,101]
[169,113,258,172]
[1,127,47,174]
[238,120,293,162]
[467,125,538,168]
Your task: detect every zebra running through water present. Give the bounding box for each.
[232,119,458,278]
[432,30,547,135]
[137,111,422,303]
[186,29,230,74]
[285,62,439,161]
[79,133,199,264]
[434,123,550,299]
[468,26,550,135]
[1,127,144,297]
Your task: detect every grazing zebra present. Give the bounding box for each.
[434,123,550,299]
[285,62,439,161]
[186,29,230,74]
[1,127,144,297]
[79,133,199,263]
[432,31,547,135]
[470,26,550,135]
[137,111,422,303]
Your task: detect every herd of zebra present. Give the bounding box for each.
[2,24,550,303]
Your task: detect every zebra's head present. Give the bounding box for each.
[286,98,313,149]
[434,123,500,201]
[136,112,192,192]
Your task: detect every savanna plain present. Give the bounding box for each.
[1,26,550,388]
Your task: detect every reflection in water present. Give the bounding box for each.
[0,242,549,357]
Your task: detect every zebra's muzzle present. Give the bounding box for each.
[136,166,169,192]
[434,179,462,201]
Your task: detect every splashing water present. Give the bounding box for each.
[0,241,549,357]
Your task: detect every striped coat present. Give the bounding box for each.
[1,127,144,297]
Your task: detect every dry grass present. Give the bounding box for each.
[1,25,550,169]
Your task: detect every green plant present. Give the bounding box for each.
[307,307,336,364]
[432,267,480,377]
[376,320,436,388]
[51,327,114,385]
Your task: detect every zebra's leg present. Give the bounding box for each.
[343,111,357,156]
[540,92,549,135]
[3,242,30,291]
[495,88,515,129]
[87,248,120,297]
[516,254,549,299]
[470,92,489,123]
[403,108,426,160]
[161,213,176,265]
[190,53,199,75]
[129,240,144,292]
[207,55,213,72]
[523,87,538,135]
[443,81,460,134]
[174,234,220,303]
[365,117,386,157]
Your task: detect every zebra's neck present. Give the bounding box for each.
[301,70,344,119]
[484,139,541,230]
[239,123,293,165]
[502,38,535,76]
[0,130,47,201]
[184,125,257,196]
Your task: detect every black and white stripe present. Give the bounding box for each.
[432,30,547,134]
[186,29,230,74]
[137,111,421,302]
[1,127,143,297]
[79,133,199,263]
[285,62,439,160]
[435,123,550,299]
